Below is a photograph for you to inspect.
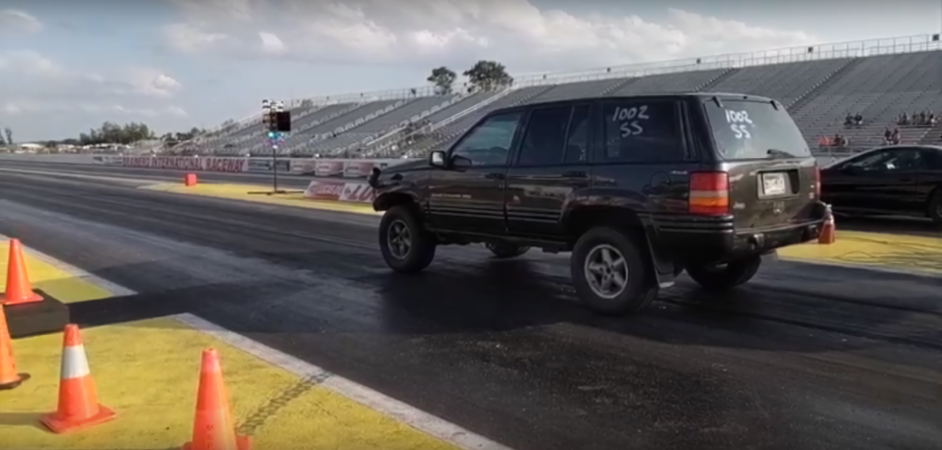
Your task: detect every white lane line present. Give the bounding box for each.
[0,233,138,297]
[174,313,513,450]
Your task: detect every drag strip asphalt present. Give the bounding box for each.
[0,169,940,450]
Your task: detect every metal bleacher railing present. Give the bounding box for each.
[168,33,941,159]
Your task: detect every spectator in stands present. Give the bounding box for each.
[818,136,831,147]
[891,128,901,145]
[898,112,909,125]
[854,113,863,126]
[844,114,854,126]
[883,127,893,144]
[832,133,847,147]
[918,111,927,125]
[929,111,936,125]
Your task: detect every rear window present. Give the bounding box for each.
[704,99,811,160]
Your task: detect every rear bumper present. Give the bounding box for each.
[653,203,827,262]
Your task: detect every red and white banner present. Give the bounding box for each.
[339,182,376,203]
[304,180,346,201]
[122,156,247,173]
[304,181,375,203]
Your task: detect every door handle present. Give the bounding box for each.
[562,171,587,178]
[485,173,505,180]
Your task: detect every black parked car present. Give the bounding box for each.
[368,93,828,315]
[820,145,942,224]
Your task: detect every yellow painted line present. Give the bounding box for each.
[778,230,942,275]
[140,182,380,215]
[0,238,131,304]
[5,314,504,450]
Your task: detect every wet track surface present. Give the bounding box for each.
[0,164,940,449]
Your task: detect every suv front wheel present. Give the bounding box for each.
[685,255,761,292]
[571,227,658,315]
[379,205,436,273]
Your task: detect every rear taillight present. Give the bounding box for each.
[689,172,729,216]
[814,164,821,197]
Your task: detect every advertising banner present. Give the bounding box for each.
[342,160,375,179]
[314,160,345,177]
[303,180,346,201]
[338,182,376,203]
[246,159,290,173]
[122,156,248,173]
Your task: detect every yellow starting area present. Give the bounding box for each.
[778,230,942,275]
[140,182,379,215]
[1,240,488,450]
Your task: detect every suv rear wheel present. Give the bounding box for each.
[685,255,761,292]
[485,243,530,259]
[571,227,658,315]
[379,204,436,273]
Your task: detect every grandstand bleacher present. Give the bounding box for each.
[174,33,942,159]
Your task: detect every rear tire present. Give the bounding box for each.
[486,243,530,259]
[571,227,658,316]
[379,205,436,273]
[686,255,761,292]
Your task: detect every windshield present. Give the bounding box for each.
[704,99,811,160]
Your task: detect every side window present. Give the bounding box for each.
[452,112,523,166]
[601,100,684,163]
[923,150,942,170]
[517,106,572,166]
[563,105,591,164]
[844,149,923,171]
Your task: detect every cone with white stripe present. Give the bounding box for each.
[40,324,116,434]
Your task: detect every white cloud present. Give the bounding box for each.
[0,50,184,125]
[0,50,61,77]
[0,9,43,35]
[162,0,819,72]
[0,101,186,117]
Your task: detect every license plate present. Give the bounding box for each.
[761,173,787,196]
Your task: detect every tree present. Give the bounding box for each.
[463,61,512,93]
[427,66,457,95]
[3,127,11,145]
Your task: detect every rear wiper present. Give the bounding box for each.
[766,148,798,159]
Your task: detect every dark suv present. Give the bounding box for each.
[368,93,827,315]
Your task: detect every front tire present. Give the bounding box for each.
[685,255,761,292]
[379,204,436,273]
[485,243,530,259]
[571,227,658,316]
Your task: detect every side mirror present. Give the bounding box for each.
[452,155,473,169]
[429,151,446,168]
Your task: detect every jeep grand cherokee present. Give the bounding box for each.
[368,93,827,315]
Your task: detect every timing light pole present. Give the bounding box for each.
[248,98,303,196]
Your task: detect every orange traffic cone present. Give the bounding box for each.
[182,349,251,450]
[40,324,116,434]
[818,204,836,245]
[1,239,43,306]
[0,303,29,390]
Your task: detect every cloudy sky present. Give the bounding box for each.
[0,0,940,142]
